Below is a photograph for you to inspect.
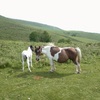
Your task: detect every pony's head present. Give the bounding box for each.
[30,45,34,51]
[34,46,42,61]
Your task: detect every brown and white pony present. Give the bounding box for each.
[34,43,82,74]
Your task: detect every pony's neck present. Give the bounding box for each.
[42,47,47,54]
[42,49,46,54]
[41,46,50,54]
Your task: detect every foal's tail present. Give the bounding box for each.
[75,47,82,63]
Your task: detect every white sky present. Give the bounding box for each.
[0,0,100,33]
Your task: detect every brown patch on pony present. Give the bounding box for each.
[58,49,69,63]
[50,47,78,64]
[50,47,60,56]
[64,48,78,64]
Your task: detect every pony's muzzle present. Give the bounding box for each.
[36,56,40,61]
[36,58,39,61]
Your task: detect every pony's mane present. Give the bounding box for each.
[46,43,55,46]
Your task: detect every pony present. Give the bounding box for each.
[22,45,34,72]
[34,43,82,74]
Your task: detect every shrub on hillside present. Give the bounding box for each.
[58,38,71,43]
[29,31,51,42]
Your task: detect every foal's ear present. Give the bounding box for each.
[30,45,33,48]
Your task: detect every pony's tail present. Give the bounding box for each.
[75,47,82,63]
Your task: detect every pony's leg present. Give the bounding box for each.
[73,56,81,74]
[75,62,81,74]
[49,59,55,72]
[27,58,31,72]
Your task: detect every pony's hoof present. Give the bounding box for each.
[49,70,54,73]
[77,72,80,74]
[75,71,80,74]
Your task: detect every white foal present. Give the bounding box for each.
[22,45,34,72]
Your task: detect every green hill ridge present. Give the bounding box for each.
[0,15,100,42]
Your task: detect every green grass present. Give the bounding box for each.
[0,40,100,100]
[72,36,99,43]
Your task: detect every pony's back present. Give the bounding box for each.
[46,43,55,46]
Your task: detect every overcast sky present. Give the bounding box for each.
[0,0,100,33]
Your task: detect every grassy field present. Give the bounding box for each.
[0,40,100,100]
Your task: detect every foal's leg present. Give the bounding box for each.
[27,58,32,72]
[49,58,55,72]
[22,56,24,71]
[30,56,33,67]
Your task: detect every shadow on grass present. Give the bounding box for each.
[16,71,34,78]
[16,71,74,79]
[0,62,12,69]
[0,62,21,70]
[34,71,74,78]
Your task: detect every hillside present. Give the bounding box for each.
[65,31,100,42]
[0,15,67,42]
[0,15,100,42]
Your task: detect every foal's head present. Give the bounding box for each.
[34,46,42,61]
[30,45,34,51]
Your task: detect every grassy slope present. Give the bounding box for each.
[0,16,34,41]
[0,15,100,43]
[65,31,100,41]
[0,40,100,100]
[0,15,66,42]
[72,36,99,43]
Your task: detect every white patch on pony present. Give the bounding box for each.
[42,46,51,54]
[42,46,63,61]
[63,47,71,49]
[52,48,63,61]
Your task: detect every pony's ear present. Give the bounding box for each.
[35,46,37,48]
[40,45,44,49]
[39,46,41,49]
[32,46,35,51]
[41,45,44,48]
